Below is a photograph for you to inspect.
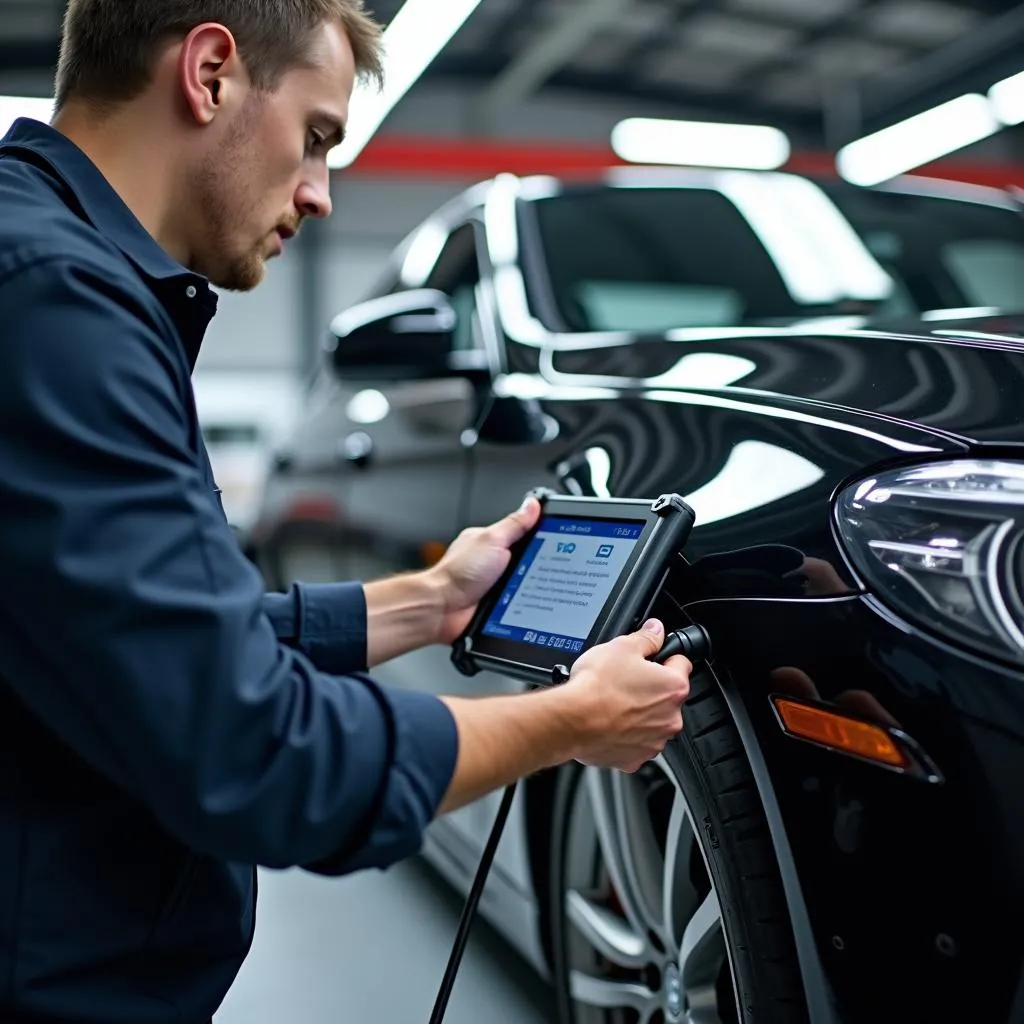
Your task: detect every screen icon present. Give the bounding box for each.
[557,542,577,554]
[596,543,615,559]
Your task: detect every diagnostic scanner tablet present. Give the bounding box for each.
[452,490,696,687]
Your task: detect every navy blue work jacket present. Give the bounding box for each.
[0,118,459,1023]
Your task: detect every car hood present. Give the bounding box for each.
[540,320,1024,447]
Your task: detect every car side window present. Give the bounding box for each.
[426,223,483,353]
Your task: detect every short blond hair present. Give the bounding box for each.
[55,0,384,110]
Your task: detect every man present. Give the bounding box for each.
[0,1,693,1021]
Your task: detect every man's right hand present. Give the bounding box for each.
[438,618,693,815]
[560,618,693,773]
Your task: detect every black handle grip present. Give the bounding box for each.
[652,625,711,665]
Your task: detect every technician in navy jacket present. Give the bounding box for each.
[0,1,693,1021]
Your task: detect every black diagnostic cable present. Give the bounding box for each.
[427,625,712,1024]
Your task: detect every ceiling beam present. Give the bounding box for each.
[470,0,628,133]
[860,2,1024,127]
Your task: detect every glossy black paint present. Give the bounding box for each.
[678,594,1024,1024]
[544,329,1024,443]
[258,174,1024,1023]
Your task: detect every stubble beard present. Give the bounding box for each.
[189,101,269,293]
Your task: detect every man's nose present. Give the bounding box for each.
[295,177,333,220]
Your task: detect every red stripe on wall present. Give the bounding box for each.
[340,135,1024,189]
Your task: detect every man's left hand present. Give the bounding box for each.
[429,497,542,645]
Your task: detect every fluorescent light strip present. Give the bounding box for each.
[611,117,791,171]
[836,93,1000,187]
[989,69,1024,127]
[329,0,485,169]
[0,95,55,137]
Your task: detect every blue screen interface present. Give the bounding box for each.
[481,516,645,654]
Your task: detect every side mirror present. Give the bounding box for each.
[326,289,484,381]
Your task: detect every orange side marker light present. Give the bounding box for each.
[772,697,909,770]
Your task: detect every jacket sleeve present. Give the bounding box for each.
[0,256,458,873]
[262,583,369,675]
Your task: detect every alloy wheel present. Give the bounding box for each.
[561,755,738,1024]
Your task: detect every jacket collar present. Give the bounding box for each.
[0,117,206,286]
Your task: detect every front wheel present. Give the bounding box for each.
[548,668,807,1024]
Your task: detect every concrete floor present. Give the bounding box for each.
[214,858,557,1024]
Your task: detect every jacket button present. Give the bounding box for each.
[186,285,198,299]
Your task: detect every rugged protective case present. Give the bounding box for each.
[451,490,696,686]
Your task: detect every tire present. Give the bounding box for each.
[549,666,807,1024]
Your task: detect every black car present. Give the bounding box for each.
[251,167,1024,1024]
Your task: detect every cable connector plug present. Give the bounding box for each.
[651,625,711,665]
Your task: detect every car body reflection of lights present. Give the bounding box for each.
[585,447,612,498]
[647,389,940,454]
[854,479,878,501]
[683,440,825,527]
[645,352,757,389]
[345,390,391,425]
[399,220,449,287]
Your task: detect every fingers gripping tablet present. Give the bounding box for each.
[451,491,698,686]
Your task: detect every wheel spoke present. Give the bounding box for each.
[572,762,733,1024]
[570,970,655,1012]
[584,769,655,942]
[679,889,725,1021]
[566,890,648,969]
[688,985,725,1024]
[662,787,699,947]
[610,771,665,935]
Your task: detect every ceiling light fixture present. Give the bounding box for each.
[836,93,1001,187]
[329,0,486,170]
[989,69,1024,127]
[610,117,792,171]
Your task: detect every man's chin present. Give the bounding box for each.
[210,258,267,293]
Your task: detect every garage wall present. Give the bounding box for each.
[196,252,303,373]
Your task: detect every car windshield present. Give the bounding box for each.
[526,180,1024,333]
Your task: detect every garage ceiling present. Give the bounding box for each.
[1,0,1022,148]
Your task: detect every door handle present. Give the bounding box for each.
[340,431,373,469]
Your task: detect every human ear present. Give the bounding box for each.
[177,23,244,125]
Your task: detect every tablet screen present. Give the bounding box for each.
[481,515,646,653]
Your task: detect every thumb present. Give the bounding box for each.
[627,618,665,656]
[490,496,542,548]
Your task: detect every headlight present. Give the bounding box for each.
[835,460,1024,666]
